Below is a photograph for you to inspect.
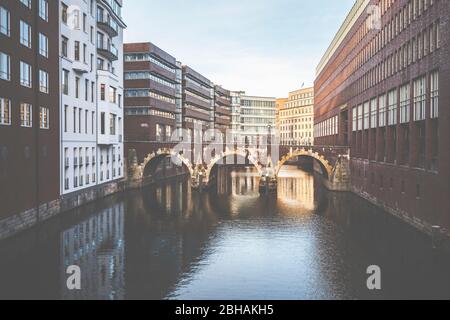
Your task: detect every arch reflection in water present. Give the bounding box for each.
[2,166,444,300]
[277,166,315,210]
[61,203,125,300]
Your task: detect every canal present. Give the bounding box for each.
[0,165,449,300]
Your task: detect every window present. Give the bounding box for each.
[39,33,48,57]
[61,3,68,24]
[378,95,386,127]
[357,104,363,131]
[75,77,80,98]
[39,0,48,21]
[109,86,116,103]
[20,20,31,48]
[73,107,76,133]
[370,98,377,129]
[74,41,80,61]
[20,0,32,8]
[73,10,80,29]
[0,51,10,81]
[39,107,49,129]
[85,79,89,101]
[61,36,68,57]
[430,71,438,119]
[100,112,105,134]
[0,6,10,37]
[20,103,32,127]
[0,97,11,125]
[400,84,410,123]
[413,77,426,121]
[166,126,172,141]
[100,84,106,100]
[110,114,116,135]
[20,61,32,87]
[39,70,49,93]
[363,102,369,130]
[156,124,162,141]
[62,69,69,95]
[388,89,397,126]
[64,105,68,132]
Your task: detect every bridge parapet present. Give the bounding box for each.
[126,141,351,191]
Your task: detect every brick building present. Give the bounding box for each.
[314,0,449,230]
[0,0,60,220]
[124,42,181,161]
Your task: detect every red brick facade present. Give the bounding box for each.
[0,0,60,219]
[314,0,449,229]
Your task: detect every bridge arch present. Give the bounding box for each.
[275,148,333,179]
[204,148,264,185]
[139,148,194,179]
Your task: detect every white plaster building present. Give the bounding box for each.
[60,0,125,194]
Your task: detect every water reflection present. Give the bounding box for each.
[278,167,315,211]
[0,166,449,300]
[61,203,125,300]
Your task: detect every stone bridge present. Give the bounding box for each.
[126,142,351,191]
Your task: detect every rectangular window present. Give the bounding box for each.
[39,107,49,129]
[20,103,32,127]
[100,84,106,100]
[100,112,105,134]
[413,77,426,121]
[0,51,10,81]
[20,61,32,87]
[62,69,69,95]
[75,77,80,98]
[363,102,370,130]
[61,36,68,57]
[0,6,10,37]
[39,70,49,93]
[110,113,116,135]
[430,71,439,119]
[357,104,363,131]
[39,33,48,57]
[378,95,386,127]
[73,107,76,133]
[109,86,117,103]
[61,3,68,24]
[400,84,411,123]
[0,97,11,125]
[85,79,89,101]
[64,105,68,132]
[74,41,80,61]
[20,0,32,8]
[370,98,377,129]
[39,0,48,21]
[388,89,397,126]
[20,20,31,48]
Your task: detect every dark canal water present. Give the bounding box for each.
[0,166,449,300]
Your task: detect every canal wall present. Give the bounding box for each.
[0,169,188,242]
[314,160,450,252]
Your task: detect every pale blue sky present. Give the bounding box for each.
[123,0,355,97]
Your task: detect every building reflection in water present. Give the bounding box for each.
[60,203,125,300]
[277,166,315,211]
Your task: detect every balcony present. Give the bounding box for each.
[97,16,119,38]
[72,60,89,74]
[216,96,232,107]
[97,43,118,61]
